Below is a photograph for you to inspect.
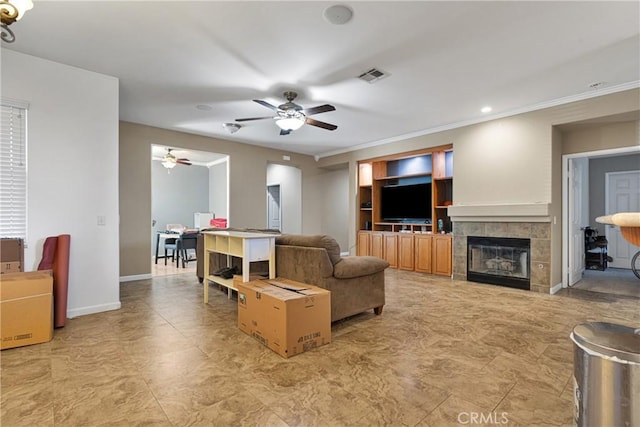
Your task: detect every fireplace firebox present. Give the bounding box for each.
[467,236,530,290]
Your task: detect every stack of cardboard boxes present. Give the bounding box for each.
[1,238,53,350]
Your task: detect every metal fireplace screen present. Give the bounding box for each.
[467,236,531,290]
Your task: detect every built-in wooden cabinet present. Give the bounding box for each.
[398,233,415,270]
[356,144,453,277]
[357,230,370,256]
[432,234,453,276]
[414,234,433,273]
[357,231,452,277]
[371,232,384,259]
[383,233,398,269]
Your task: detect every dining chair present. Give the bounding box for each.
[164,238,178,265]
[177,232,198,268]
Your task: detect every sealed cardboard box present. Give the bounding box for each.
[0,238,23,273]
[1,271,53,350]
[237,278,331,358]
[1,261,22,274]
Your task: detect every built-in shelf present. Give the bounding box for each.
[357,144,453,275]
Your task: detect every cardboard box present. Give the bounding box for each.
[237,278,331,358]
[0,238,23,273]
[1,271,53,350]
[1,261,22,274]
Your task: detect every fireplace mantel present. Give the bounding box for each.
[448,203,551,223]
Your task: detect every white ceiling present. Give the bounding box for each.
[5,1,640,158]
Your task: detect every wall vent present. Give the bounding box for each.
[358,68,389,83]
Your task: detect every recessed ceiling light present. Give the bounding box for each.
[196,104,212,111]
[481,106,492,113]
[323,5,354,25]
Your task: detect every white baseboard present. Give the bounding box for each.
[67,301,121,319]
[119,273,152,282]
[550,282,563,294]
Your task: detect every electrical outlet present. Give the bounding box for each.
[97,215,106,226]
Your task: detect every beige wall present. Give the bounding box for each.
[119,121,328,277]
[550,126,564,287]
[562,120,639,155]
[120,90,640,280]
[320,88,640,286]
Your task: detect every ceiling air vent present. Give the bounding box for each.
[358,68,389,84]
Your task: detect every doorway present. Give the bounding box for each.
[150,145,228,277]
[563,146,640,298]
[266,163,302,234]
[267,185,281,231]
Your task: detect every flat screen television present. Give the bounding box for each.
[381,182,432,222]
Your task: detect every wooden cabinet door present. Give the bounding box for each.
[432,235,452,276]
[414,234,432,273]
[398,234,415,270]
[357,231,371,256]
[371,232,384,259]
[383,233,398,268]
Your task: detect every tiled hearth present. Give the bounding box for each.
[453,222,551,293]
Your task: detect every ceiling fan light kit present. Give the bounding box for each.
[222,122,241,134]
[276,114,306,131]
[161,159,177,169]
[0,0,33,43]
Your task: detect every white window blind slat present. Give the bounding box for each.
[0,104,27,239]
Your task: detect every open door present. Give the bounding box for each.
[267,184,281,231]
[567,157,589,287]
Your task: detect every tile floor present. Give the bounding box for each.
[572,267,640,298]
[2,269,639,426]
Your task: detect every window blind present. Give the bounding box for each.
[0,103,27,239]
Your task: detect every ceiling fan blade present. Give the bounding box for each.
[235,116,274,122]
[280,129,291,136]
[301,104,335,116]
[253,99,279,111]
[306,117,338,131]
[176,159,192,165]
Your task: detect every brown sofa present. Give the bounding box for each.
[197,231,389,322]
[275,234,389,322]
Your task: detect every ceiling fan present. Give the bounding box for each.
[161,148,191,169]
[235,91,338,135]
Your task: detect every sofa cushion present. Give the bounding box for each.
[276,234,342,265]
[333,256,390,279]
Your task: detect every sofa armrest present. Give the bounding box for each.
[333,256,389,279]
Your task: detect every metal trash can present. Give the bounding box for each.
[570,322,640,427]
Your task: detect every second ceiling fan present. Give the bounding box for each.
[235,91,337,135]
[161,148,191,169]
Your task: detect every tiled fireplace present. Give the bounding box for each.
[452,221,551,293]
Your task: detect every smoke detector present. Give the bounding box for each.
[323,5,353,25]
